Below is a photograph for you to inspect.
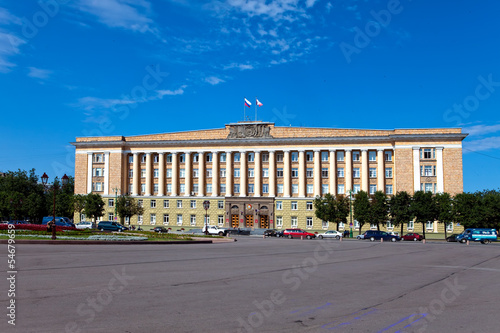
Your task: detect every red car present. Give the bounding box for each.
[401,233,425,241]
[283,228,316,239]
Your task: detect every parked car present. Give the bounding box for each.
[152,226,168,233]
[42,216,74,227]
[275,230,284,238]
[356,233,365,240]
[317,230,343,240]
[283,229,316,239]
[264,229,279,237]
[456,228,498,244]
[97,221,129,232]
[76,221,95,229]
[362,230,400,242]
[401,233,425,241]
[446,233,459,242]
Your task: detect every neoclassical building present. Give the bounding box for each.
[72,121,467,233]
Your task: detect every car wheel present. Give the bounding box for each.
[306,235,312,239]
[100,228,104,231]
[391,237,396,242]
[370,237,375,242]
[446,238,451,242]
[218,231,224,236]
[413,237,417,241]
[288,235,292,239]
[336,235,340,240]
[318,235,323,239]
[460,239,466,243]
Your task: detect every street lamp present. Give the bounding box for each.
[41,173,69,240]
[203,200,210,235]
[349,190,353,238]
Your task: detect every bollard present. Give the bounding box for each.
[423,239,426,244]
[467,240,469,246]
[263,234,265,239]
[381,237,383,243]
[340,236,343,242]
[301,236,304,240]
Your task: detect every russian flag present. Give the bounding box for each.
[244,98,252,108]
[256,99,263,107]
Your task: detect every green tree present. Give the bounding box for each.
[453,192,481,229]
[434,192,454,239]
[410,191,437,239]
[73,194,86,221]
[370,191,388,231]
[389,191,413,235]
[314,193,349,230]
[480,190,500,230]
[353,190,371,234]
[116,195,143,225]
[83,193,105,222]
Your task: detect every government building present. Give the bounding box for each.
[72,121,467,234]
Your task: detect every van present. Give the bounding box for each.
[97,221,128,232]
[42,216,74,227]
[456,228,498,244]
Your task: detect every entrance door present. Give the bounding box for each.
[231,214,239,228]
[260,215,269,229]
[245,215,254,228]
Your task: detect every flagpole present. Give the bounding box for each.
[243,97,246,121]
[255,96,257,121]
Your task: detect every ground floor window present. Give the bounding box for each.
[407,221,414,230]
[163,214,169,225]
[322,220,328,229]
[177,214,183,226]
[190,215,196,226]
[306,217,313,229]
[354,220,359,229]
[218,215,224,227]
[446,222,453,231]
[276,216,283,228]
[370,223,377,229]
[426,221,433,230]
[138,215,143,225]
[291,216,298,228]
[150,214,156,225]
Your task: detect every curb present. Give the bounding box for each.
[0,239,222,245]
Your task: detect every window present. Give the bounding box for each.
[262,184,269,193]
[166,169,172,178]
[234,184,240,193]
[306,217,313,228]
[422,183,434,193]
[353,184,360,194]
[387,220,393,228]
[220,153,226,162]
[276,216,283,228]
[369,168,377,178]
[179,169,186,178]
[154,169,159,178]
[321,168,328,177]
[138,214,143,224]
[154,155,159,163]
[247,153,254,162]
[166,154,172,163]
[292,184,298,194]
[426,221,433,230]
[220,168,226,178]
[262,153,269,162]
[421,148,435,160]
[108,213,114,221]
[291,152,298,162]
[93,168,103,177]
[306,202,313,210]
[166,184,172,193]
[150,200,156,208]
[306,152,313,162]
[307,184,313,194]
[306,168,313,178]
[369,184,377,194]
[177,200,182,208]
[322,184,329,194]
[291,201,298,210]
[277,168,283,177]
[234,153,240,162]
[206,168,212,178]
[220,184,226,193]
[234,168,240,178]
[337,151,345,162]
[276,200,283,210]
[337,168,344,177]
[190,200,196,209]
[353,151,360,161]
[177,214,183,225]
[339,221,344,229]
[218,215,224,226]
[386,185,393,195]
[93,153,105,163]
[353,168,360,178]
[206,184,212,193]
[248,184,254,193]
[322,220,329,229]
[128,169,133,178]
[369,151,376,161]
[141,184,146,193]
[128,184,132,194]
[138,199,143,207]
[141,169,146,178]
[141,154,146,163]
[337,184,345,194]
[385,151,393,161]
[354,220,360,229]
[163,214,169,225]
[128,155,133,163]
[263,168,269,177]
[277,184,284,193]
[164,200,169,208]
[180,184,185,194]
[205,216,210,225]
[190,215,196,226]
[292,168,298,178]
[108,199,114,207]
[385,167,393,178]
[179,154,185,163]
[321,151,329,161]
[407,221,414,229]
[370,223,377,229]
[446,222,453,231]
[206,153,212,162]
[215,200,223,209]
[421,165,435,176]
[291,217,298,227]
[193,169,199,178]
[192,154,199,162]
[150,214,156,225]
[248,168,254,178]
[276,153,283,162]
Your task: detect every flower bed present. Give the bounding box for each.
[0,234,148,241]
[0,223,77,232]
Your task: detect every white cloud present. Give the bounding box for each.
[0,8,25,73]
[27,67,53,80]
[464,136,500,153]
[204,76,225,85]
[463,123,500,137]
[305,0,318,8]
[76,96,136,112]
[223,63,254,70]
[156,85,187,98]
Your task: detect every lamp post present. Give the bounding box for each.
[112,187,120,221]
[349,190,353,238]
[203,200,210,235]
[41,173,69,240]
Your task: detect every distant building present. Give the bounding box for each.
[71,121,467,234]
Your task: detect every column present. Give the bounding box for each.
[87,153,93,194]
[184,152,191,197]
[345,149,352,193]
[132,152,140,196]
[254,151,261,197]
[212,151,219,197]
[226,151,232,197]
[269,150,276,197]
[172,152,178,197]
[329,150,336,195]
[436,147,444,193]
[104,152,110,195]
[361,149,368,193]
[377,149,385,194]
[314,150,321,197]
[158,153,165,196]
[240,151,247,197]
[283,150,291,197]
[145,153,152,196]
[198,152,205,196]
[413,147,420,192]
[298,150,306,197]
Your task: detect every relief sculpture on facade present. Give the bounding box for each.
[227,123,272,139]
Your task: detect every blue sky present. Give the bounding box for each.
[0,0,499,192]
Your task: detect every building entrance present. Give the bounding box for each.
[260,215,269,229]
[231,214,239,228]
[245,215,254,228]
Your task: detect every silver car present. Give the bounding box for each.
[76,221,95,229]
[317,230,343,239]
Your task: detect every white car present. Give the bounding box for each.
[357,233,365,240]
[317,230,343,239]
[76,221,95,229]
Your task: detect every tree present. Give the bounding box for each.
[353,190,371,234]
[370,191,388,231]
[116,195,143,225]
[389,191,413,235]
[480,190,500,230]
[83,193,105,222]
[453,192,481,229]
[410,191,437,239]
[73,194,86,221]
[434,192,454,239]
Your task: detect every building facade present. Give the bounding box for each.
[72,122,467,233]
